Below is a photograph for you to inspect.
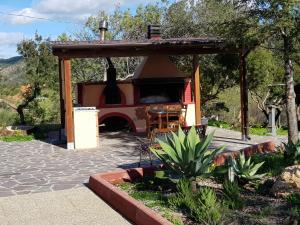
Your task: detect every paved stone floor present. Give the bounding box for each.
[0,187,131,225]
[0,128,283,197]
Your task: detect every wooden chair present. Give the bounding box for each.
[145,104,163,138]
[135,137,153,167]
[182,124,207,139]
[165,105,182,129]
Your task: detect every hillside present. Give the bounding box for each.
[0,56,23,68]
[0,56,25,96]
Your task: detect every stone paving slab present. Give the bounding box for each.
[0,187,131,225]
[0,129,283,197]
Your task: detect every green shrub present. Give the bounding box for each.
[169,179,222,225]
[150,126,224,180]
[227,152,265,184]
[0,108,18,128]
[222,180,244,210]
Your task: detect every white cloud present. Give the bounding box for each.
[6,8,45,25]
[0,45,20,58]
[0,32,24,45]
[0,32,24,58]
[5,0,150,25]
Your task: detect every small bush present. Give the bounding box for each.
[222,180,244,210]
[169,179,223,225]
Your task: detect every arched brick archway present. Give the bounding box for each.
[99,112,137,132]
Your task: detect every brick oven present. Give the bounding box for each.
[76,55,196,132]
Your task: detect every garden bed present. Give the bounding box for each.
[88,141,284,225]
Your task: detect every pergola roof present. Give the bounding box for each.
[51,37,240,58]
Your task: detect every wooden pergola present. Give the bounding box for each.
[52,38,249,149]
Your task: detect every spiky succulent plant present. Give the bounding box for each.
[150,126,223,180]
[227,152,265,183]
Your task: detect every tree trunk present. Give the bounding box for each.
[16,84,41,125]
[284,36,298,143]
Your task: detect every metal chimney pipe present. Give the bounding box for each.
[99,20,108,41]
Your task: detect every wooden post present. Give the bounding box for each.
[239,53,249,140]
[193,55,201,125]
[58,58,65,141]
[62,59,74,149]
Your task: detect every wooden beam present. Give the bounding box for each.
[58,58,65,141]
[52,47,240,59]
[62,59,74,149]
[193,55,201,125]
[239,54,249,140]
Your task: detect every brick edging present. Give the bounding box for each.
[89,167,172,225]
[213,141,276,166]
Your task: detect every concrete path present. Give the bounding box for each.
[0,129,284,198]
[0,187,131,225]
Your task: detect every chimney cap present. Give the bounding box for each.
[147,24,161,39]
[99,20,108,31]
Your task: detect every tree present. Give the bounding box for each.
[16,33,58,124]
[247,48,284,126]
[220,0,300,142]
[162,0,240,104]
[251,0,300,142]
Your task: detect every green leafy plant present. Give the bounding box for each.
[227,152,265,184]
[169,179,222,225]
[222,180,244,210]
[193,187,222,225]
[283,140,300,165]
[286,193,300,207]
[150,126,224,180]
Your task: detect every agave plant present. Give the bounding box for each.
[283,139,300,165]
[227,152,265,183]
[150,126,224,180]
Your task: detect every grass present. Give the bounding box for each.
[118,180,184,225]
[0,134,35,142]
[208,119,231,129]
[249,127,288,136]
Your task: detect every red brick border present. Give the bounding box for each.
[213,141,276,166]
[89,141,275,225]
[89,166,172,225]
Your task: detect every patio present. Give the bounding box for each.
[0,127,280,198]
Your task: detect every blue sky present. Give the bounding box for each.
[0,0,163,58]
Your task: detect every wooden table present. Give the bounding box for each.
[148,109,181,129]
